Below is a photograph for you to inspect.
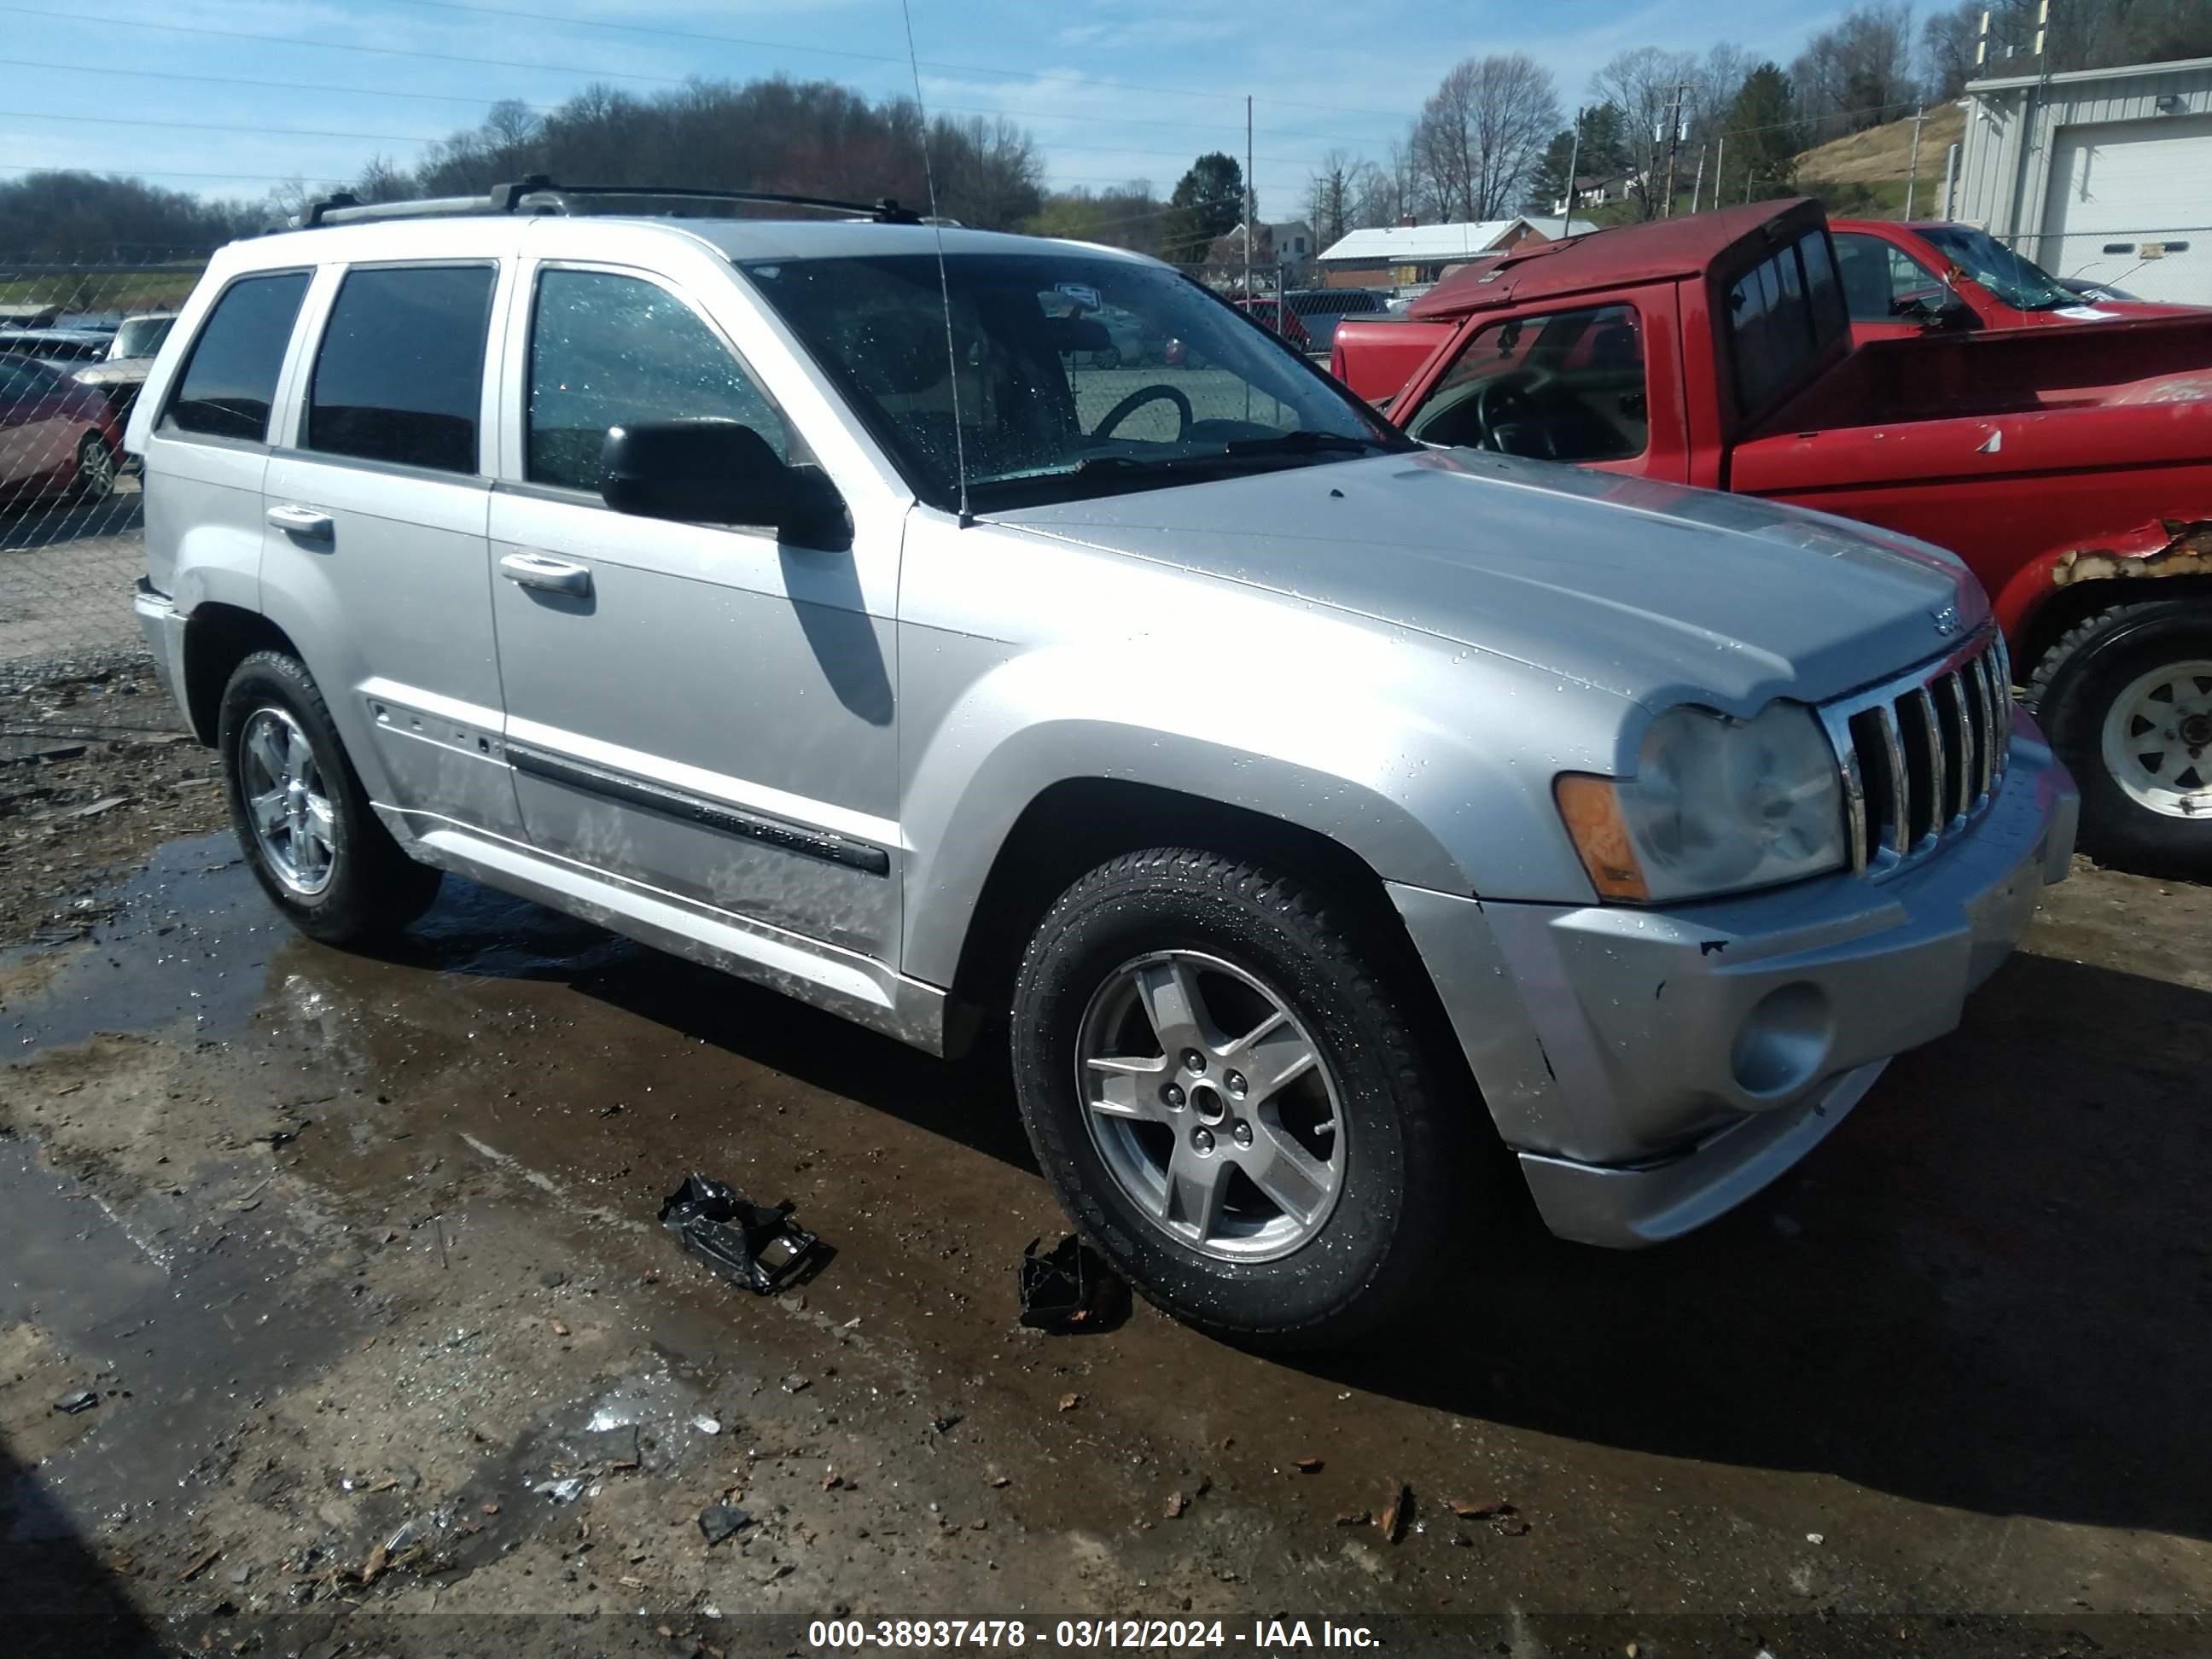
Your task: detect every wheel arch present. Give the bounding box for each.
[180,604,303,745]
[2000,518,2212,684]
[945,777,1447,1044]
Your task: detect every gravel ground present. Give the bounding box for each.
[1,688,2209,1659]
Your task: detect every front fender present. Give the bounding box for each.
[1993,515,2212,646]
[894,581,1619,990]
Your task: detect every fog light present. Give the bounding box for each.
[1730,982,1833,1099]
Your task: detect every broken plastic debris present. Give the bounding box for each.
[1016,1234,1132,1332]
[658,1173,820,1295]
[532,1476,591,1504]
[691,1415,723,1435]
[52,1389,97,1415]
[697,1503,752,1545]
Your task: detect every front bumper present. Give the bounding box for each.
[133,580,191,725]
[1392,708,2077,1249]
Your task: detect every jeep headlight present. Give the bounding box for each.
[1555,702,1847,903]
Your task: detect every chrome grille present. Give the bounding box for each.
[1819,631,2011,878]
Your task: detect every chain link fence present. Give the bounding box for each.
[2,255,205,688]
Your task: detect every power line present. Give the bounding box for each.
[370,0,1417,119]
[2,55,1400,151]
[0,102,1324,167]
[0,164,349,184]
[0,108,452,147]
[1,3,1412,125]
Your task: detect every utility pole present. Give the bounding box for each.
[1690,144,1707,213]
[1658,82,1698,218]
[1714,133,1726,208]
[1563,106,1582,217]
[1904,102,1925,219]
[1244,94,1254,302]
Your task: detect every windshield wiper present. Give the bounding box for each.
[1068,431,1388,479]
[1220,430,1391,457]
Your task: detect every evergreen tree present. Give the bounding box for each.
[1163,152,1247,262]
[1720,64,1799,206]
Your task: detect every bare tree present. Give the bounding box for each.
[1589,46,1701,219]
[1921,3,1981,100]
[930,114,1045,228]
[1790,3,1918,142]
[1410,53,1561,223]
[1353,143,1413,228]
[351,154,412,204]
[1304,150,1362,250]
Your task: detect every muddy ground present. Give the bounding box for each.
[2,696,2209,1658]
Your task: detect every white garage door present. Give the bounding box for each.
[2038,114,2212,305]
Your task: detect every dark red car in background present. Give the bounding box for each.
[0,351,124,505]
[1231,296,1313,351]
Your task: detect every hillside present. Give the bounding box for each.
[1795,103,1967,184]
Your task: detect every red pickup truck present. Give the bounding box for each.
[1828,218,2195,346]
[1328,217,2199,404]
[1332,198,2212,874]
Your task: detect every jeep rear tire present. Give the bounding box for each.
[2025,601,2212,878]
[1009,847,1487,1348]
[218,650,442,944]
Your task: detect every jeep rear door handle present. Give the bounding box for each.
[499,551,593,597]
[265,504,333,537]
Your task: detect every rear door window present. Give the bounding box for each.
[166,271,310,441]
[306,265,495,474]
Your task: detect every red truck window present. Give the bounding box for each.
[1834,233,1947,321]
[1402,303,1649,463]
[1725,230,1848,420]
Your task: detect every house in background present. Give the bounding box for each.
[1313,214,1598,289]
[1204,219,1318,276]
[1551,172,1643,213]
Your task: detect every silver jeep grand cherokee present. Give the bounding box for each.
[128,184,2077,1345]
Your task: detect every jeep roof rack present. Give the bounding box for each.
[289,176,923,231]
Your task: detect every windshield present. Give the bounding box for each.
[1918,225,2073,311]
[742,253,1403,510]
[110,316,175,360]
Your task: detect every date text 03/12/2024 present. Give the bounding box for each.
[806,1619,1380,1650]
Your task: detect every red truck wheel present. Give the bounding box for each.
[2026,601,2212,878]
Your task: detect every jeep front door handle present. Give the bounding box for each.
[499,551,593,597]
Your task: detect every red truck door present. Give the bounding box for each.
[1394,294,1691,482]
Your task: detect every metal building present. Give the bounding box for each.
[1953,55,2212,304]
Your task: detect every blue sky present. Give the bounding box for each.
[8,0,1844,211]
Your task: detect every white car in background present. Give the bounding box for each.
[71,311,179,422]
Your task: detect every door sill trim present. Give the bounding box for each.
[381,810,946,1054]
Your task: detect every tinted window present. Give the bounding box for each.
[1406,303,1648,461]
[527,269,788,492]
[1724,230,1848,417]
[308,265,493,474]
[166,272,309,441]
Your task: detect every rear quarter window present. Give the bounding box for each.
[307,265,496,474]
[165,271,311,441]
[1724,230,1849,420]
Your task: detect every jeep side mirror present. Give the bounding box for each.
[600,420,850,549]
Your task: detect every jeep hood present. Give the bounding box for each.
[988,448,1983,714]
